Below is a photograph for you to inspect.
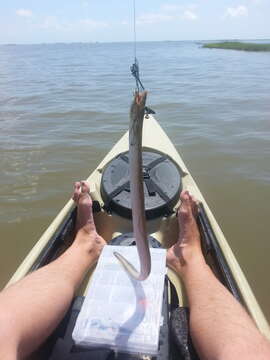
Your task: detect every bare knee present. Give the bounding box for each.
[0,329,18,360]
[0,305,20,359]
[0,348,17,360]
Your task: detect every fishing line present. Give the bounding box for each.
[133,0,137,60]
[130,0,145,92]
[130,1,155,115]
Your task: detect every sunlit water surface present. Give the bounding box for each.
[0,41,269,319]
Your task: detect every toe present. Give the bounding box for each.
[179,204,191,221]
[180,190,190,202]
[190,194,199,218]
[81,181,90,194]
[178,190,193,221]
[73,182,81,202]
[180,191,192,210]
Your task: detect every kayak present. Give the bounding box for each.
[7,114,270,359]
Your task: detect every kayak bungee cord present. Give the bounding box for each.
[113,1,151,281]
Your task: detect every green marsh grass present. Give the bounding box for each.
[203,42,270,52]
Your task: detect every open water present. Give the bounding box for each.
[0,41,269,320]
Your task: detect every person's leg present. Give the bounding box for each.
[0,181,106,360]
[167,191,270,360]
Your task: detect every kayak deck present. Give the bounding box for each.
[7,115,270,345]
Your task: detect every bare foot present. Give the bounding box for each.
[73,181,95,232]
[167,190,205,276]
[72,181,106,261]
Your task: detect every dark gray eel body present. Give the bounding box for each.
[114,91,151,281]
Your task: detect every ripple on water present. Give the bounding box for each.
[0,42,270,319]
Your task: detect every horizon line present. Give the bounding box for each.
[1,38,270,46]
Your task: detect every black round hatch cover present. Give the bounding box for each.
[101,150,182,220]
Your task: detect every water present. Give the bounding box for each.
[0,41,269,320]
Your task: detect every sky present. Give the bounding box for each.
[0,0,269,44]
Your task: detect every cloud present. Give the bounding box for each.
[225,5,248,17]
[137,13,173,25]
[16,9,33,17]
[79,19,109,29]
[161,4,183,12]
[183,10,198,21]
[39,16,109,31]
[249,0,262,4]
[137,3,198,25]
[161,3,198,12]
[40,16,65,30]
[121,20,129,26]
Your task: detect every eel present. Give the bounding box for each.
[114,91,151,281]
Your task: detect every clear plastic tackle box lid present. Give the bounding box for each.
[72,245,167,355]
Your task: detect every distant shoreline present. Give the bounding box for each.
[1,39,270,46]
[203,41,270,52]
